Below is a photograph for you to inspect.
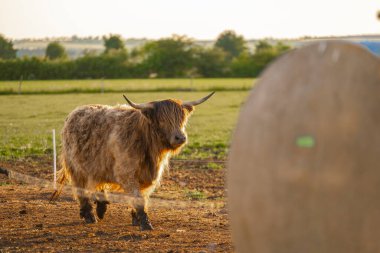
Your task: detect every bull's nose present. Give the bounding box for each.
[175,135,186,143]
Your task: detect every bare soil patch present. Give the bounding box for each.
[0,157,233,252]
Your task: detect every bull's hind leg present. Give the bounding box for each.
[95,191,109,220]
[73,179,97,224]
[78,196,97,223]
[96,201,108,219]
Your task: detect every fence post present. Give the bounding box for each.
[52,129,57,189]
[18,75,23,95]
[101,77,105,94]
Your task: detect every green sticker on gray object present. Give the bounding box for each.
[296,135,315,148]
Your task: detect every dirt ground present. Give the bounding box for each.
[0,157,233,252]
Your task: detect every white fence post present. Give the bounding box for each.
[52,129,57,189]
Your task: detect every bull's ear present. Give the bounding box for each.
[183,104,194,113]
[140,107,155,120]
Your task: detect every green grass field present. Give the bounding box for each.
[0,78,252,161]
[0,78,254,94]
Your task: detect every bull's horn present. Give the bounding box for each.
[183,92,215,106]
[123,95,153,109]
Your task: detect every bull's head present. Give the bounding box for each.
[123,92,214,151]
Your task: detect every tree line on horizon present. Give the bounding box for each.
[0,31,291,80]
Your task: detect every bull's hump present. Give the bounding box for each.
[79,104,111,111]
[75,104,134,113]
[71,104,130,117]
[66,104,137,129]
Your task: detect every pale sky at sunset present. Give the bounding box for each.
[0,0,379,40]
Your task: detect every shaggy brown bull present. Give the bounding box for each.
[52,92,214,230]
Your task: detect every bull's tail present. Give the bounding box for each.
[49,159,71,203]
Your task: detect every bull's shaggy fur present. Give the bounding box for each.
[54,99,195,230]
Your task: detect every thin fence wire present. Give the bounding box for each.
[0,128,227,209]
[0,166,226,210]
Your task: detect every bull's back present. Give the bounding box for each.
[63,105,110,144]
[61,104,142,181]
[61,105,119,168]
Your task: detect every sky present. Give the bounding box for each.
[0,0,379,40]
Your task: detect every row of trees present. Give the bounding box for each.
[0,31,291,80]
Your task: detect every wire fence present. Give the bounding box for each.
[0,129,227,206]
[0,165,226,210]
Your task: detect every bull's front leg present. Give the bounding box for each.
[130,189,153,231]
[115,169,154,231]
[137,207,153,231]
[134,196,153,231]
[131,209,139,226]
[73,180,96,224]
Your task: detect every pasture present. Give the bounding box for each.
[0,79,252,160]
[0,78,253,94]
[0,78,251,252]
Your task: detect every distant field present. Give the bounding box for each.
[0,83,251,160]
[0,78,254,94]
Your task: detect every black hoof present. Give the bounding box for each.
[81,212,97,224]
[80,206,97,224]
[135,208,153,230]
[96,201,109,220]
[140,214,154,230]
[140,221,154,231]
